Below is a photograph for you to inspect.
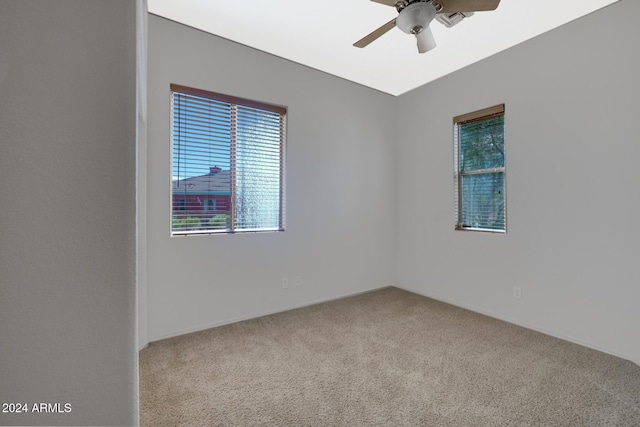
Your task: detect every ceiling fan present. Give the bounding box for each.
[354,0,501,53]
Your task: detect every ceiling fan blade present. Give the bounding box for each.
[370,0,397,7]
[416,26,436,53]
[353,18,397,48]
[440,0,501,13]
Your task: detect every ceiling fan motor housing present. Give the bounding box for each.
[396,2,438,35]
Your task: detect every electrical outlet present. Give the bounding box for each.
[513,286,522,299]
[294,276,301,287]
[282,278,289,289]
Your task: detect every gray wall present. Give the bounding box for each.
[396,0,640,364]
[143,16,397,343]
[0,1,138,426]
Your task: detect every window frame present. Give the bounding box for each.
[453,104,506,233]
[170,84,286,236]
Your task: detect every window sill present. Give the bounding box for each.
[455,226,506,234]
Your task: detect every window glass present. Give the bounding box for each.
[454,105,505,232]
[171,85,286,235]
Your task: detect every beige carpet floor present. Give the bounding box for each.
[139,287,640,426]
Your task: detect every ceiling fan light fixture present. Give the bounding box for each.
[396,2,437,35]
[416,26,437,53]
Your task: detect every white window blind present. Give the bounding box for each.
[454,104,505,232]
[171,84,286,235]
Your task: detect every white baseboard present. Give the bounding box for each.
[393,285,640,367]
[145,284,392,345]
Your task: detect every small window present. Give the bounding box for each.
[203,198,216,212]
[454,104,505,232]
[171,84,286,235]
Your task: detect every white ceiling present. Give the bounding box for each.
[148,0,618,96]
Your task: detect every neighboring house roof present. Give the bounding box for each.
[173,168,230,195]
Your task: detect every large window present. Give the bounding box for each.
[171,84,286,235]
[454,104,505,232]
